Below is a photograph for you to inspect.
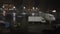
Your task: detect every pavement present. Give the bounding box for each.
[28,23,53,33]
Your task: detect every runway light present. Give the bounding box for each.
[52,10,56,12]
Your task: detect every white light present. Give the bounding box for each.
[32,13,35,16]
[52,10,56,12]
[13,6,15,9]
[32,7,35,10]
[36,7,38,10]
[23,7,26,9]
[9,6,16,10]
[3,11,6,16]
[2,6,4,8]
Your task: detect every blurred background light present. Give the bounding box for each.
[2,6,4,8]
[32,13,35,16]
[13,6,15,9]
[52,10,56,12]
[32,7,35,10]
[23,6,26,9]
[36,7,38,10]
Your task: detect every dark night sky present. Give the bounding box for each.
[0,0,60,19]
[0,0,60,11]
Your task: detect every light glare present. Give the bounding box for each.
[52,10,56,12]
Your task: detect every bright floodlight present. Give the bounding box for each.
[52,10,56,12]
